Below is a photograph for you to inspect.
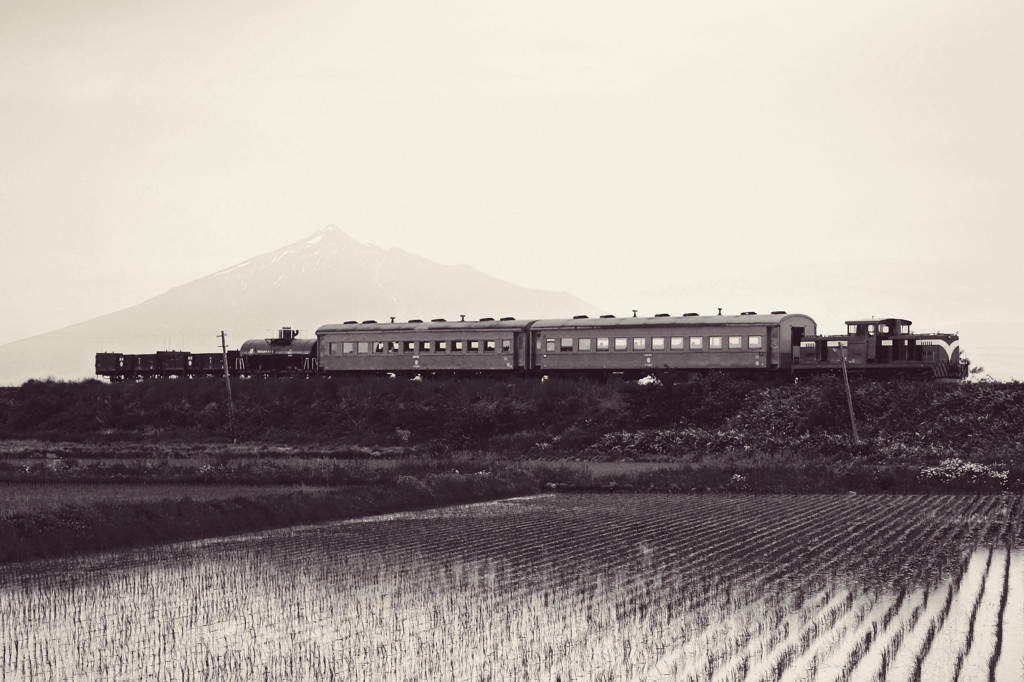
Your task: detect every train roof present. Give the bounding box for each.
[239,338,318,354]
[530,313,814,330]
[844,317,912,326]
[317,312,815,335]
[317,318,531,334]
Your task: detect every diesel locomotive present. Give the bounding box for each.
[94,312,968,381]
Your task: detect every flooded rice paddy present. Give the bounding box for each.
[2,493,1023,681]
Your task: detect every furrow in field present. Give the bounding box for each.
[918,547,993,680]
[958,547,1009,682]
[993,549,1024,682]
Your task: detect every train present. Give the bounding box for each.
[94,311,969,382]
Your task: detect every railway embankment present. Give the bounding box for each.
[1,375,1022,562]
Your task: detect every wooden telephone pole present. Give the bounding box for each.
[840,346,860,444]
[220,331,237,443]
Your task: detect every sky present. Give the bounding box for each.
[2,0,1022,378]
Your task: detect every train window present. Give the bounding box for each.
[748,335,763,349]
[328,342,337,355]
[652,337,665,351]
[614,338,628,351]
[578,338,592,351]
[452,340,465,352]
[670,337,685,350]
[358,341,369,354]
[560,338,573,352]
[484,340,496,352]
[689,337,703,350]
[403,341,416,353]
[879,324,890,334]
[437,340,448,352]
[419,341,432,353]
[901,324,910,334]
[468,340,480,352]
[343,342,355,354]
[709,336,723,349]
[501,339,512,353]
[597,338,610,351]
[633,338,646,351]
[373,342,385,353]
[867,325,876,335]
[388,341,400,353]
[546,338,557,353]
[728,336,742,349]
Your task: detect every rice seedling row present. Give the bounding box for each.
[2,493,1021,681]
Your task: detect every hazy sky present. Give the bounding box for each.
[3,1,1022,377]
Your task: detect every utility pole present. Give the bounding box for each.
[220,331,237,443]
[840,346,859,444]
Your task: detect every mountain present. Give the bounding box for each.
[0,226,600,385]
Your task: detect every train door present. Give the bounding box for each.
[790,327,805,367]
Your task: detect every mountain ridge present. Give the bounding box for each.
[0,226,599,385]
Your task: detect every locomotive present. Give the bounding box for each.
[94,312,968,381]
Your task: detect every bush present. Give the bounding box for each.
[919,458,1009,490]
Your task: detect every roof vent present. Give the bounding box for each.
[770,310,787,315]
[600,314,616,318]
[683,312,699,317]
[500,316,516,321]
[740,311,757,316]
[408,319,423,323]
[479,317,495,321]
[343,320,358,324]
[654,313,670,318]
[573,315,589,319]
[361,320,377,324]
[431,318,446,322]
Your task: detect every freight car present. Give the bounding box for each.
[95,313,969,382]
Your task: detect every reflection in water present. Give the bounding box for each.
[1,494,1022,681]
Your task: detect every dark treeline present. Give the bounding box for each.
[3,375,1023,469]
